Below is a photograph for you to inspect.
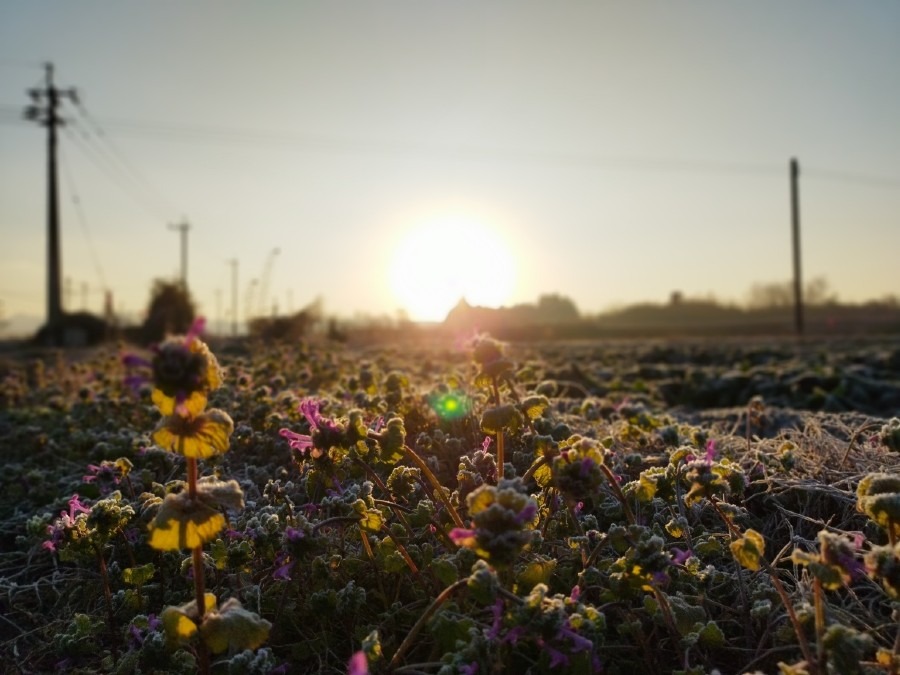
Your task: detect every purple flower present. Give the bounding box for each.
[82,463,121,493]
[486,598,504,640]
[347,651,368,675]
[273,559,296,581]
[559,624,594,653]
[284,526,306,543]
[482,436,492,452]
[579,458,596,478]
[569,585,581,602]
[514,502,538,525]
[502,626,525,645]
[460,662,480,675]
[538,640,570,668]
[670,547,693,566]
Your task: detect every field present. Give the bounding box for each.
[1,333,899,675]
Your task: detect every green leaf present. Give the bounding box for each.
[697,621,725,648]
[160,593,217,647]
[376,418,407,464]
[199,597,271,654]
[383,550,408,574]
[431,557,459,586]
[516,556,557,591]
[122,563,155,587]
[480,404,524,434]
[352,499,385,534]
[520,395,551,420]
[362,629,383,663]
[730,529,765,572]
[196,477,245,512]
[467,560,498,605]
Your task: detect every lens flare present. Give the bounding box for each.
[429,393,471,420]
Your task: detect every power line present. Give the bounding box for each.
[804,167,900,191]
[70,98,180,217]
[58,141,109,293]
[73,114,900,186]
[8,100,900,186]
[62,123,171,223]
[88,114,786,176]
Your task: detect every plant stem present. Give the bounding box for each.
[601,463,635,525]
[311,516,365,533]
[192,546,207,617]
[184,449,210,675]
[354,458,416,537]
[814,577,826,672]
[187,456,198,500]
[388,578,468,670]
[96,547,116,633]
[359,529,388,608]
[522,456,548,486]
[380,525,423,582]
[652,587,683,662]
[497,430,505,481]
[709,497,817,673]
[400,443,465,529]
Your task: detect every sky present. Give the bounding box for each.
[1,1,899,329]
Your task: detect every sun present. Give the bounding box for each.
[388,215,517,322]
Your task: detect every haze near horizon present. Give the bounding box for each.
[1,2,899,330]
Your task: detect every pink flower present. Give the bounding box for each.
[449,528,477,547]
[705,439,717,464]
[43,494,92,553]
[279,398,341,459]
[347,651,368,675]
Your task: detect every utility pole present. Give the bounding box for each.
[215,289,222,336]
[169,220,190,289]
[790,158,804,336]
[25,63,77,344]
[228,258,238,336]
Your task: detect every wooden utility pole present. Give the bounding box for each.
[169,220,191,289]
[25,63,77,343]
[790,158,804,336]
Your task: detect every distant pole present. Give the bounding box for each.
[215,289,222,336]
[790,158,804,336]
[228,258,238,336]
[169,220,191,289]
[25,63,77,343]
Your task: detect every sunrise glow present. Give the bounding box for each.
[389,215,517,322]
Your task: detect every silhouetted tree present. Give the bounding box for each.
[535,294,580,322]
[141,280,195,344]
[746,276,836,309]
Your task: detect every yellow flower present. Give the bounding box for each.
[151,328,223,417]
[148,493,226,550]
[152,409,234,458]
